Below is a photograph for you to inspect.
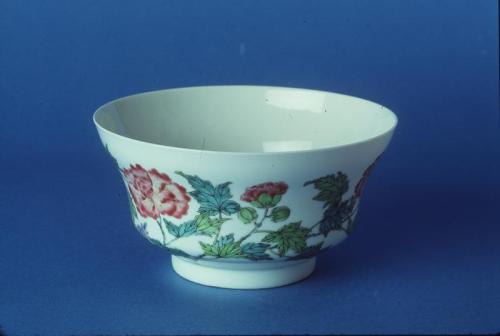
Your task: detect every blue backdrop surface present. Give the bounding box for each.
[1,0,499,334]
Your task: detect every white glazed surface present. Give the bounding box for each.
[93,86,397,288]
[95,86,396,153]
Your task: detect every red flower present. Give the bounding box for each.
[122,164,190,219]
[354,157,380,197]
[241,182,288,202]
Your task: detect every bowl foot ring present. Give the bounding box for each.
[171,256,316,289]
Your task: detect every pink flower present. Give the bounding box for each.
[241,182,288,202]
[122,164,190,219]
[354,157,380,197]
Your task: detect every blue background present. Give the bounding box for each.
[1,0,499,334]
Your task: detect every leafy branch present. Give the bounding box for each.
[156,217,167,245]
[129,170,360,261]
[236,207,269,244]
[262,222,311,257]
[176,171,240,216]
[176,171,240,244]
[304,172,359,237]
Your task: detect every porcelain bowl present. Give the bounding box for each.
[93,85,397,289]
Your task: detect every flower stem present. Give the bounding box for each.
[236,207,269,245]
[309,221,321,231]
[165,237,178,246]
[260,208,269,225]
[156,217,167,245]
[213,211,224,243]
[306,232,322,239]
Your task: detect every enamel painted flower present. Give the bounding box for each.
[118,164,360,261]
[241,181,288,208]
[122,164,190,219]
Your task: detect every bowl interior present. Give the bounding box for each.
[94,86,397,153]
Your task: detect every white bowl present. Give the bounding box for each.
[93,85,397,289]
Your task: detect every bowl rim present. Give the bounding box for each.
[93,85,398,156]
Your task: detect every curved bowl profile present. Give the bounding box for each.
[93,86,397,288]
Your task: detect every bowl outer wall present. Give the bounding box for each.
[96,121,395,260]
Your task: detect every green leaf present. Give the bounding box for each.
[304,172,349,206]
[176,171,241,215]
[319,196,357,236]
[312,190,334,202]
[199,241,217,256]
[305,172,357,236]
[163,219,197,238]
[220,200,240,215]
[176,171,215,193]
[262,222,310,256]
[215,182,232,201]
[195,213,229,236]
[251,200,264,208]
[241,242,272,260]
[199,234,243,258]
[257,193,273,208]
[270,206,290,223]
[164,219,179,237]
[270,194,282,207]
[238,207,258,224]
[220,242,241,257]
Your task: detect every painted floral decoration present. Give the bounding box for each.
[241,182,288,208]
[118,157,380,261]
[122,164,190,219]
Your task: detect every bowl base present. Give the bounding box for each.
[171,256,316,289]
